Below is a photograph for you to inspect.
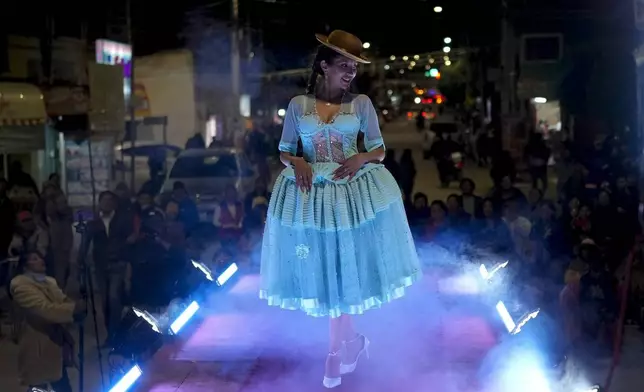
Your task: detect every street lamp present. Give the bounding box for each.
[363,42,371,49]
[444,37,452,44]
[443,46,451,53]
[434,6,442,13]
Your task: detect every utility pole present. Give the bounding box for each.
[40,7,54,85]
[231,0,241,140]
[500,0,510,117]
[126,0,136,191]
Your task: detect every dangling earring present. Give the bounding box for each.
[324,74,332,106]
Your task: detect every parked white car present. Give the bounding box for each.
[160,148,256,221]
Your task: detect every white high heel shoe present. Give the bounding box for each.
[322,349,342,388]
[340,334,370,375]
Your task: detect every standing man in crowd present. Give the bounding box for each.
[84,191,134,345]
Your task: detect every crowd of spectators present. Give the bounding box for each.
[400,133,642,353]
[0,166,270,390]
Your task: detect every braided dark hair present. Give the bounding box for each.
[305,45,342,95]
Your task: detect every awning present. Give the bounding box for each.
[0,124,46,153]
[0,118,46,126]
[0,83,47,152]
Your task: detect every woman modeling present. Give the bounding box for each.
[260,30,421,388]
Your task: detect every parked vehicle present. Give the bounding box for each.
[160,148,255,221]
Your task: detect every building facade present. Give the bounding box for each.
[498,0,636,156]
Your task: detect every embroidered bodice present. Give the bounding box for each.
[278,94,385,164]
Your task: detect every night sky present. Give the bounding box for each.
[2,0,498,70]
[133,0,499,68]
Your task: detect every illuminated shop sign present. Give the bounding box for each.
[95,39,132,104]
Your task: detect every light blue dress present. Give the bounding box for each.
[260,93,421,318]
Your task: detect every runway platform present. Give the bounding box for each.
[137,273,499,392]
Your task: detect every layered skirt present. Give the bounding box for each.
[260,162,422,318]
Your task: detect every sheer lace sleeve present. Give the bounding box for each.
[278,98,300,155]
[358,95,385,152]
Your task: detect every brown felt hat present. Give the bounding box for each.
[315,30,370,64]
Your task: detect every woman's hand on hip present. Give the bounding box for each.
[293,158,313,192]
[333,154,366,180]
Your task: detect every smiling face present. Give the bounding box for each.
[321,55,358,91]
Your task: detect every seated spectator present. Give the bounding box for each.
[561,197,581,231]
[10,250,85,392]
[213,185,244,241]
[408,193,431,235]
[487,175,527,212]
[136,189,164,218]
[571,205,592,243]
[502,200,533,262]
[171,181,200,233]
[579,250,617,348]
[591,190,617,248]
[531,200,567,264]
[423,200,463,250]
[580,165,606,204]
[614,175,640,244]
[212,244,236,275]
[560,259,585,348]
[567,197,581,216]
[243,195,268,230]
[459,178,483,219]
[9,211,49,258]
[527,188,544,221]
[614,175,638,215]
[240,196,268,269]
[244,178,271,215]
[161,200,186,248]
[471,198,513,252]
[446,193,471,229]
[424,200,450,242]
[134,189,165,241]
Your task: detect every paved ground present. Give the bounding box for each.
[380,119,551,201]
